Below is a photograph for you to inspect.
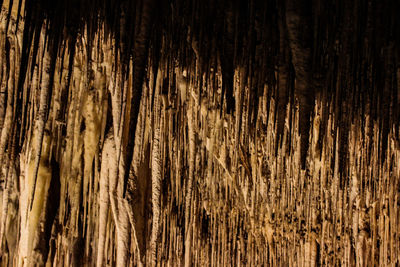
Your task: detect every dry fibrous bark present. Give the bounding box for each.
[0,0,399,266]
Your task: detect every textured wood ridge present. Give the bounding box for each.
[0,0,399,266]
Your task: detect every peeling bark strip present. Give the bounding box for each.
[0,0,400,266]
